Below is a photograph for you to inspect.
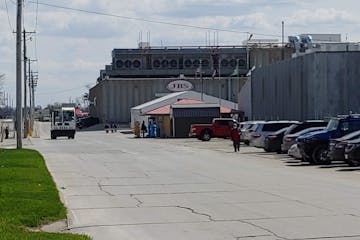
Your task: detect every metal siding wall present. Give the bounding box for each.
[252,52,360,121]
[116,83,121,121]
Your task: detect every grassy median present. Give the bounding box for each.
[0,149,91,240]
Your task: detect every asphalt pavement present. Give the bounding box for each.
[28,123,360,240]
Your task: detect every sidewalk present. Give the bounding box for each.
[0,137,33,149]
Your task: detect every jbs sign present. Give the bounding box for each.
[166,80,193,92]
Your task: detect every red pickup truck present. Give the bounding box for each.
[189,118,238,141]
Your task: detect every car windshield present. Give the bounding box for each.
[326,119,339,131]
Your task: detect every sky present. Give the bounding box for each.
[1,0,360,107]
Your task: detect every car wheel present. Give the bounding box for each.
[201,130,211,141]
[312,145,328,165]
[264,147,271,152]
[244,140,249,145]
[347,159,360,167]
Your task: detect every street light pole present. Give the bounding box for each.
[16,0,23,149]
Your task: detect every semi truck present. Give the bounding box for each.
[50,105,76,139]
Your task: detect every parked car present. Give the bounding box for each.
[263,127,289,153]
[327,130,360,163]
[250,121,299,148]
[297,115,360,164]
[241,121,265,145]
[282,127,326,153]
[76,116,99,129]
[189,118,238,141]
[344,138,360,166]
[288,144,302,159]
[281,120,328,153]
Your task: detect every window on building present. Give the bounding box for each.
[125,60,132,68]
[221,59,229,67]
[170,59,178,68]
[153,60,161,68]
[193,59,200,68]
[184,59,192,68]
[133,60,141,68]
[162,59,169,68]
[202,59,209,67]
[116,60,123,68]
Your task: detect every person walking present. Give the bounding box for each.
[141,121,147,138]
[231,124,240,152]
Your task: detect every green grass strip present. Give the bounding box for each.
[0,149,91,240]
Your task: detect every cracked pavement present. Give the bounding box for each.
[30,123,360,240]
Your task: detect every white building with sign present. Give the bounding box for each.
[130,91,237,128]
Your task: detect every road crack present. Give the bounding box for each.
[97,181,115,196]
[175,205,214,221]
[238,219,288,240]
[130,194,143,207]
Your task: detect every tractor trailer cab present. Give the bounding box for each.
[51,106,76,139]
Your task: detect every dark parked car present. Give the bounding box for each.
[327,130,360,163]
[76,116,99,129]
[344,138,360,166]
[281,120,328,153]
[263,127,289,153]
[282,127,325,154]
[297,115,360,164]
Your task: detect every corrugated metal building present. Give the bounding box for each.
[251,51,360,120]
[89,45,292,123]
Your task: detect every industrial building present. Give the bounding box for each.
[89,44,292,123]
[250,51,360,120]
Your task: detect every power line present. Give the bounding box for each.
[27,1,281,38]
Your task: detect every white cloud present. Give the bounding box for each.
[287,8,359,26]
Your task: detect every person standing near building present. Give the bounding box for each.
[141,121,147,138]
[231,124,240,152]
[5,126,9,139]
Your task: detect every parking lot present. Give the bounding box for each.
[29,125,360,240]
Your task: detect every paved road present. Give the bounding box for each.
[31,124,360,240]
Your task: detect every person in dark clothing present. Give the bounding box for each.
[5,126,9,139]
[231,124,240,152]
[141,121,147,138]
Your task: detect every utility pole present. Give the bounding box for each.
[16,0,23,149]
[23,29,27,138]
[200,59,203,101]
[29,70,38,132]
[23,30,36,138]
[281,21,285,60]
[27,59,37,133]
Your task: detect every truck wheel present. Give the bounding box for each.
[201,130,211,141]
[312,145,328,165]
[51,134,56,140]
